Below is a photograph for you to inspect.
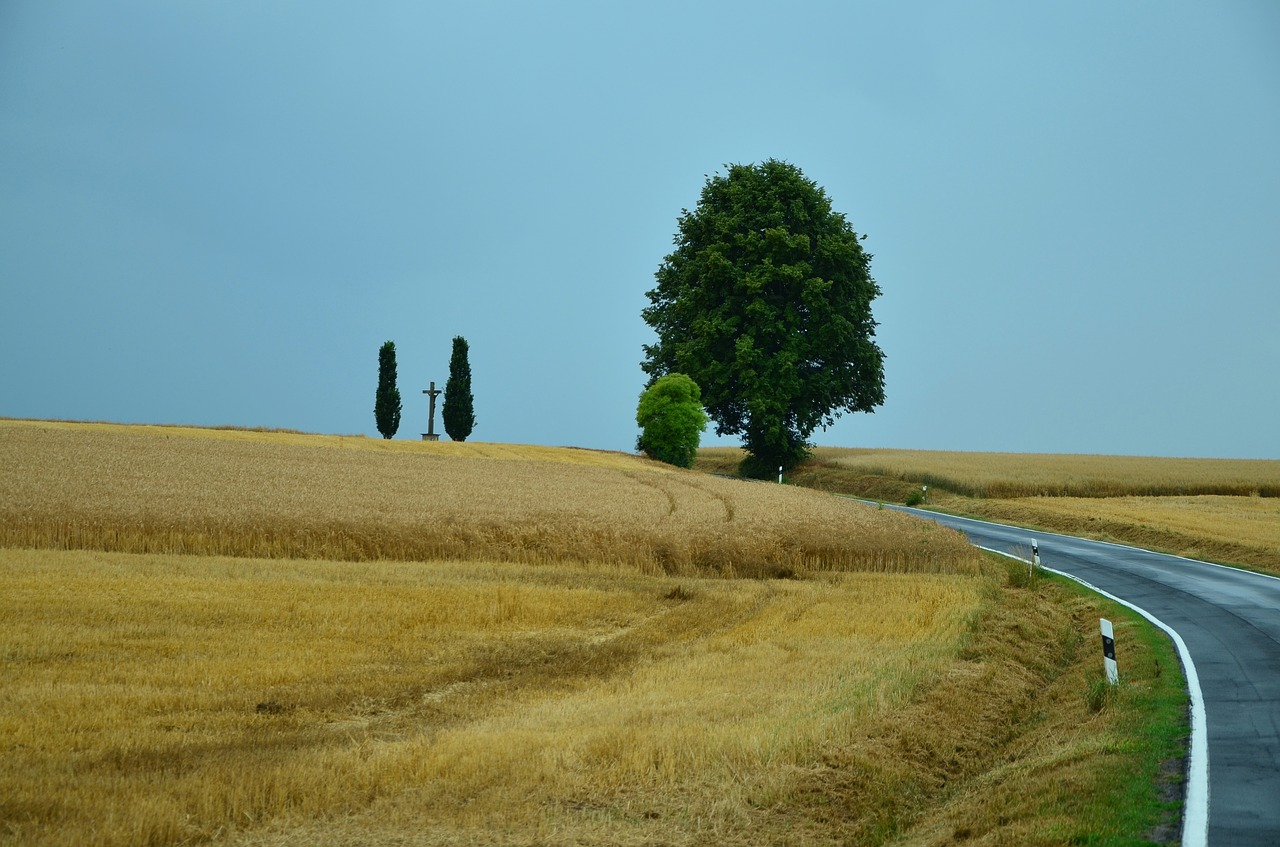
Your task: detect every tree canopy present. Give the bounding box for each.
[635,373,709,468]
[641,159,884,475]
[443,335,475,442]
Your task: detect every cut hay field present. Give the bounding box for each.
[697,446,1280,573]
[0,421,1186,845]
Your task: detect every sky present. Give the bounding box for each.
[2,1,1277,459]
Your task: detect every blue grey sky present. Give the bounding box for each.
[3,2,1277,459]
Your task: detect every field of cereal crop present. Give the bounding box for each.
[0,420,980,577]
[0,420,1186,846]
[698,445,1280,572]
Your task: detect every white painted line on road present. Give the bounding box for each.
[979,545,1209,847]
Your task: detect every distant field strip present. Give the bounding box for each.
[696,445,1280,572]
[0,421,980,577]
[809,447,1280,498]
[961,495,1280,571]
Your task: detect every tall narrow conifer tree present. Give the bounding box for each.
[374,340,402,439]
[443,336,475,441]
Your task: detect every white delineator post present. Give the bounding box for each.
[1030,539,1039,577]
[1100,618,1119,685]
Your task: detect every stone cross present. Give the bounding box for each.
[422,381,442,441]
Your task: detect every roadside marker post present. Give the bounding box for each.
[1100,618,1119,685]
[778,466,783,484]
[1029,539,1039,578]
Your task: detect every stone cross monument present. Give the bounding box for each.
[422,382,442,441]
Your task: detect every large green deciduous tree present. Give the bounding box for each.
[374,340,402,439]
[641,160,885,476]
[636,373,710,469]
[443,335,476,442]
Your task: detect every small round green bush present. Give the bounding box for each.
[636,374,710,469]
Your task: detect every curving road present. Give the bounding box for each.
[873,504,1280,847]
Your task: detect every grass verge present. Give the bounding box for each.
[916,558,1189,845]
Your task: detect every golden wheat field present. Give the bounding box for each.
[0,419,982,846]
[807,447,1280,499]
[0,549,986,847]
[811,447,1280,572]
[0,421,1184,846]
[698,445,1280,572]
[958,494,1280,570]
[0,420,980,577]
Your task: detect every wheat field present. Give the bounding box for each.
[0,419,986,845]
[698,445,1280,572]
[958,494,1280,571]
[809,447,1280,571]
[807,447,1280,499]
[1,548,983,847]
[0,420,981,578]
[1,421,1184,845]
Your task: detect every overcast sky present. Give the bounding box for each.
[3,2,1277,459]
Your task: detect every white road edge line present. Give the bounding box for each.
[978,545,1209,847]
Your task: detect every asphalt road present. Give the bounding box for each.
[875,504,1280,847]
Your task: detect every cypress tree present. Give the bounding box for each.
[443,336,476,441]
[374,340,402,439]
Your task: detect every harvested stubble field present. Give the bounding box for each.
[698,446,1280,573]
[0,421,1186,846]
[2,550,983,847]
